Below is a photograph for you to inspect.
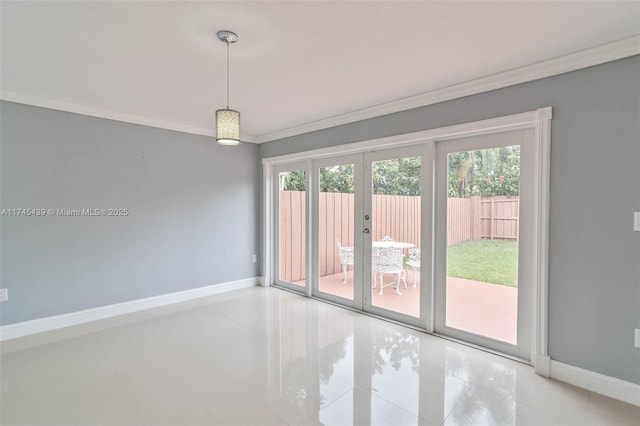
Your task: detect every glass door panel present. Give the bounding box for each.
[316,159,358,303]
[363,144,431,329]
[435,128,533,359]
[275,164,308,293]
[445,146,520,344]
[369,156,422,318]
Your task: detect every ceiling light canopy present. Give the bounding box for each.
[215,30,240,146]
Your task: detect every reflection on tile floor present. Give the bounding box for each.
[2,287,638,425]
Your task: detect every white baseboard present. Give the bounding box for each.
[534,353,551,377]
[0,277,260,342]
[550,360,640,406]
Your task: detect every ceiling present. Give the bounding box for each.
[1,1,639,143]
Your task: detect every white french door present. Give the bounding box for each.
[310,145,432,328]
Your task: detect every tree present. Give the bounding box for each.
[448,146,520,197]
[281,148,518,197]
[320,165,355,193]
[281,165,356,193]
[372,157,421,196]
[281,170,306,191]
[448,151,477,198]
[281,158,422,196]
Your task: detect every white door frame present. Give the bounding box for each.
[262,107,552,374]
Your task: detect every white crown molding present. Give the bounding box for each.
[262,108,549,165]
[1,36,637,144]
[255,35,640,143]
[0,91,259,144]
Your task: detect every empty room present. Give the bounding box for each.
[1,1,639,425]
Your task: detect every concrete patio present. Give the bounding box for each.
[317,271,517,344]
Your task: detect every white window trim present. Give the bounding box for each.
[262,107,552,373]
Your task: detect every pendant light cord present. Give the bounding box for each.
[226,40,230,109]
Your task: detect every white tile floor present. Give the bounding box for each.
[1,287,638,426]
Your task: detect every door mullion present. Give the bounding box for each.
[359,154,372,310]
[306,159,314,297]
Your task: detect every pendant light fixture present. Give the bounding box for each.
[215,30,240,145]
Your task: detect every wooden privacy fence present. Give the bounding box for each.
[317,193,422,279]
[448,196,519,245]
[279,190,306,284]
[279,191,519,282]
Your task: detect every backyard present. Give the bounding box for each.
[447,239,518,287]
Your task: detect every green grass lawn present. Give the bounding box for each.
[447,240,518,287]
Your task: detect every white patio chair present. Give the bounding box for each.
[372,246,407,295]
[372,235,394,289]
[336,239,354,284]
[406,248,420,287]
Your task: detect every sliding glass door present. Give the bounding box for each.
[434,129,535,359]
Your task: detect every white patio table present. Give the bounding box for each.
[371,240,415,295]
[372,241,415,249]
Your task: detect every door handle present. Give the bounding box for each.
[363,228,370,233]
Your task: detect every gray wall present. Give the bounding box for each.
[259,56,640,384]
[1,102,260,325]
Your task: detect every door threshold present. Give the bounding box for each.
[432,332,532,366]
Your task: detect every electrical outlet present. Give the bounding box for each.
[634,212,640,231]
[635,329,640,349]
[0,288,8,302]
[252,254,257,263]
